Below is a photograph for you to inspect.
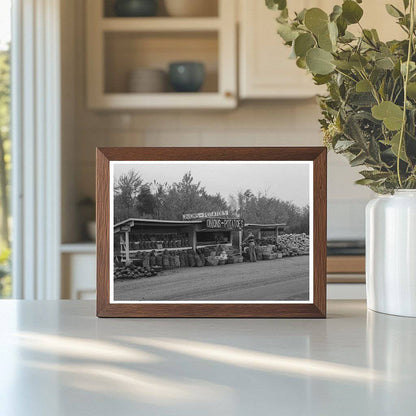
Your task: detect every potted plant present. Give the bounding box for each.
[266,0,416,316]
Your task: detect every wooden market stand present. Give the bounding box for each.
[244,223,286,241]
[114,218,286,264]
[114,218,244,263]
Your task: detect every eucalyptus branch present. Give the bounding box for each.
[358,69,381,104]
[267,0,416,193]
[334,68,358,83]
[397,0,415,188]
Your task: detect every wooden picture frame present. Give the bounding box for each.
[96,147,327,318]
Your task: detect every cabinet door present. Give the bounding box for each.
[238,0,403,99]
[239,0,320,99]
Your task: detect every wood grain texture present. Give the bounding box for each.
[327,256,365,274]
[96,147,327,318]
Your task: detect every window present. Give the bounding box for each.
[0,0,11,298]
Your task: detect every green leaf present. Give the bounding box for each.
[371,29,380,42]
[356,178,377,185]
[266,0,287,11]
[318,22,338,52]
[277,23,299,42]
[294,33,315,57]
[330,5,343,22]
[350,152,368,167]
[296,57,307,69]
[401,61,416,77]
[381,132,409,162]
[318,32,333,52]
[304,8,329,35]
[344,114,367,147]
[360,170,391,180]
[313,74,332,85]
[407,82,416,99]
[306,48,335,75]
[328,21,338,44]
[295,8,307,22]
[334,139,355,152]
[372,101,403,130]
[336,15,348,36]
[356,79,372,92]
[349,92,376,107]
[362,29,375,44]
[375,56,395,70]
[369,137,381,162]
[333,59,353,70]
[342,0,363,24]
[340,31,356,42]
[385,4,403,18]
[350,53,368,69]
[280,8,289,19]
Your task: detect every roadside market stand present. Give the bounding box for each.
[114,217,245,264]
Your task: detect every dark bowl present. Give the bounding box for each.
[168,62,205,93]
[114,0,158,17]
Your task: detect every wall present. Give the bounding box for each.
[62,0,374,243]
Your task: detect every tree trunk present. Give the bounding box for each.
[0,132,9,247]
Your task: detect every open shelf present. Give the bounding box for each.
[101,17,221,32]
[93,93,234,109]
[61,242,96,254]
[104,31,218,94]
[103,0,219,18]
[86,0,236,109]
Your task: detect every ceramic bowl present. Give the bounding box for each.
[168,62,205,93]
[114,0,158,17]
[127,68,167,93]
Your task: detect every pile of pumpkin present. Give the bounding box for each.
[114,264,160,280]
[276,233,309,256]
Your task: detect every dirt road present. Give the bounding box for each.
[114,256,310,301]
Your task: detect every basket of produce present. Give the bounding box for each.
[114,264,158,280]
[206,256,219,266]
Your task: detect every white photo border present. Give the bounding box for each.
[109,161,314,304]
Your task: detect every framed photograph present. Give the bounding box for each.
[96,147,327,318]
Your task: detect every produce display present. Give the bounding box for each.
[114,264,160,280]
[129,232,190,250]
[241,233,309,260]
[116,234,310,279]
[275,234,309,257]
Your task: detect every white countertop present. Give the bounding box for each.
[0,300,415,415]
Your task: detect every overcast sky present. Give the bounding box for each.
[113,162,310,207]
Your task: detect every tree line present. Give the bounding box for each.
[114,170,309,234]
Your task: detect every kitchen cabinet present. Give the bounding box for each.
[86,0,237,109]
[238,0,404,99]
[239,0,323,99]
[61,244,96,300]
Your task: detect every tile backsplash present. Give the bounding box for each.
[71,100,373,242]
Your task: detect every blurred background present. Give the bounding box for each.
[1,0,403,300]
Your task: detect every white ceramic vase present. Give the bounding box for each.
[366,190,416,317]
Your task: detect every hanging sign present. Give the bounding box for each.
[204,218,244,230]
[183,210,229,220]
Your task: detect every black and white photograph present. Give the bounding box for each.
[110,161,313,303]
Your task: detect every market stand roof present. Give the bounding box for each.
[114,218,287,231]
[245,223,286,229]
[114,218,203,230]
